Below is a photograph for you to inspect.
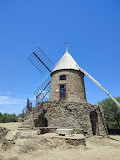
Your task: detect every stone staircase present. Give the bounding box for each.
[18,112,35,130]
[18,106,43,130]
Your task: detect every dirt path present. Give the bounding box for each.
[0,122,22,130]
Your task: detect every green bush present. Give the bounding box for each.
[98,97,120,129]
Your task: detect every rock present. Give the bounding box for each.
[1,140,15,151]
[4,130,18,141]
[56,129,74,136]
[17,140,38,153]
[0,127,9,140]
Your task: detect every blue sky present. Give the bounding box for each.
[0,0,120,114]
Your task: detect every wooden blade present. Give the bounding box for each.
[77,64,120,108]
[33,76,51,104]
[28,48,54,74]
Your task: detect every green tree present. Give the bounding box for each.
[18,113,24,118]
[12,113,18,122]
[2,113,8,123]
[98,97,120,129]
[0,112,3,122]
[0,113,18,123]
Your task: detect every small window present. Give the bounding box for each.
[60,75,66,80]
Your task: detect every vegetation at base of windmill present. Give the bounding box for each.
[44,112,48,118]
[98,97,120,129]
[0,113,18,123]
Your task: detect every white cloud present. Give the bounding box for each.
[0,96,26,105]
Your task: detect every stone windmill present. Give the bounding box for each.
[25,45,120,136]
[49,49,86,103]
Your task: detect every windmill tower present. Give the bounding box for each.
[49,50,86,102]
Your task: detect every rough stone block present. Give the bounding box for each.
[56,129,74,135]
[4,130,18,141]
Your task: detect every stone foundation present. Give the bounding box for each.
[32,101,107,136]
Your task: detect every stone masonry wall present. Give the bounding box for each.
[49,70,86,102]
[33,101,107,136]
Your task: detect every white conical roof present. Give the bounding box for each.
[52,50,81,73]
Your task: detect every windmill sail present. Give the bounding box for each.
[33,76,51,104]
[77,65,120,108]
[28,48,54,74]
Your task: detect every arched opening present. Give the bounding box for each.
[90,111,99,135]
[34,109,48,127]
